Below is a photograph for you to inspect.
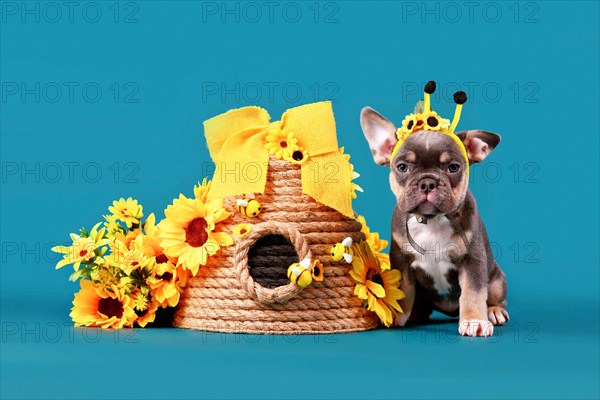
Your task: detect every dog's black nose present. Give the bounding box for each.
[419,178,437,194]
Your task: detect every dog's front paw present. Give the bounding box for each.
[458,319,494,337]
[487,306,509,325]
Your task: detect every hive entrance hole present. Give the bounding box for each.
[247,234,298,288]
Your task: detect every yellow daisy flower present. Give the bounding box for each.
[52,222,109,271]
[135,298,159,328]
[108,197,143,228]
[114,227,143,249]
[233,223,252,238]
[398,113,426,138]
[158,194,233,276]
[106,234,154,275]
[265,128,297,160]
[286,145,309,165]
[422,111,450,132]
[376,252,391,271]
[103,214,123,239]
[132,291,149,311]
[349,241,404,327]
[141,213,174,266]
[148,262,188,308]
[70,280,137,329]
[400,113,418,136]
[142,213,161,256]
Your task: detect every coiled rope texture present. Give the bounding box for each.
[173,157,379,334]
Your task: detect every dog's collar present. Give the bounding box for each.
[405,214,470,256]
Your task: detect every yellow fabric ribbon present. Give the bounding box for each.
[203,101,354,218]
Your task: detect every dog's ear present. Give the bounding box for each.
[455,130,501,164]
[360,107,398,166]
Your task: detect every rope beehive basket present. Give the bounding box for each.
[173,156,379,334]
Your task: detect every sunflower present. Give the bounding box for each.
[349,241,404,327]
[52,223,109,271]
[356,215,388,253]
[135,300,158,327]
[132,292,159,327]
[356,216,390,270]
[233,223,252,238]
[142,213,161,257]
[376,253,391,270]
[414,115,426,131]
[422,111,450,132]
[70,280,137,329]
[399,113,418,136]
[109,197,143,228]
[265,127,297,160]
[311,259,324,282]
[158,194,233,276]
[147,262,187,308]
[286,145,309,165]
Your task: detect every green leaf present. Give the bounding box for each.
[129,266,153,286]
[414,100,424,114]
[79,227,89,237]
[69,266,93,282]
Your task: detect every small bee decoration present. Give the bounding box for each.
[236,198,261,217]
[287,258,313,288]
[330,237,354,263]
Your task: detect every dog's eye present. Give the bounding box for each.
[397,163,409,173]
[448,163,460,173]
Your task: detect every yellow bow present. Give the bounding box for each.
[203,101,354,218]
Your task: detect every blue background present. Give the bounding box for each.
[1,1,598,399]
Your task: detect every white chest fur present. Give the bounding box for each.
[405,215,459,295]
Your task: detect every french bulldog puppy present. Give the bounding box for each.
[360,107,508,337]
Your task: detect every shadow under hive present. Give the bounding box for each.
[173,156,379,334]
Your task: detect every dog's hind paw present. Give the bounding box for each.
[458,319,494,337]
[392,312,410,327]
[487,306,509,325]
